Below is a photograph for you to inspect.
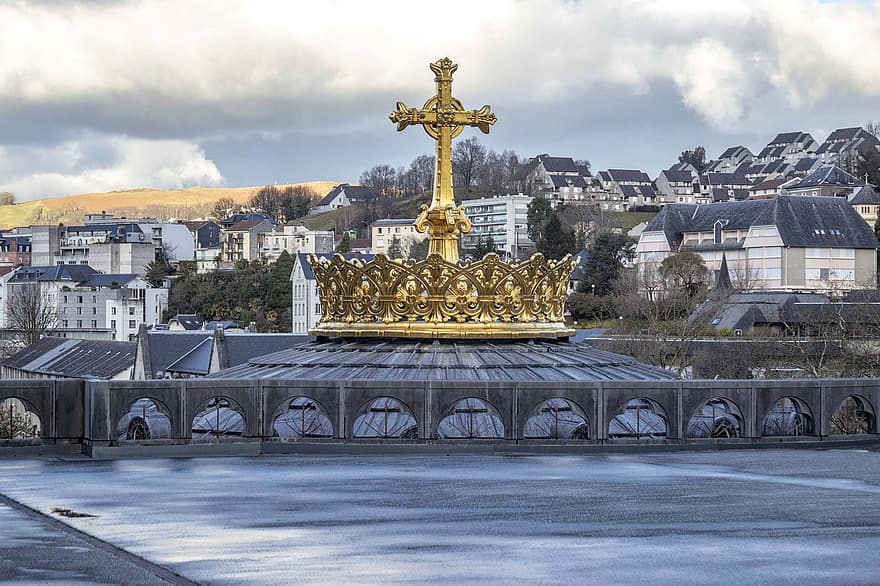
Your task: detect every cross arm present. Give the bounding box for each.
[389,101,438,131]
[450,105,497,134]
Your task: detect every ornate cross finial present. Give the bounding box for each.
[390,57,496,262]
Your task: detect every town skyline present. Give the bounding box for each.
[1,0,879,200]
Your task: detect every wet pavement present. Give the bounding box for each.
[0,449,879,584]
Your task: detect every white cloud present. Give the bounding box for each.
[0,137,224,200]
[0,0,878,135]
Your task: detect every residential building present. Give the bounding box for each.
[697,172,753,203]
[54,222,155,274]
[75,213,196,263]
[168,314,203,331]
[749,177,792,199]
[815,127,880,174]
[185,220,221,269]
[30,225,60,265]
[220,212,274,229]
[705,146,753,173]
[461,194,533,259]
[739,159,793,183]
[221,219,275,265]
[0,233,31,268]
[261,225,334,262]
[371,219,424,257]
[291,253,374,334]
[755,131,818,164]
[516,154,591,203]
[58,273,167,342]
[655,168,699,204]
[781,164,864,198]
[636,195,878,293]
[310,183,376,214]
[596,169,660,209]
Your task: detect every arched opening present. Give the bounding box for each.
[762,397,814,436]
[437,398,504,439]
[191,397,245,439]
[274,397,333,439]
[0,397,41,439]
[116,398,172,441]
[352,397,417,439]
[608,398,667,441]
[523,398,589,440]
[830,395,875,435]
[687,398,744,439]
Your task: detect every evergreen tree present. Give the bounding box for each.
[579,232,635,296]
[526,196,553,244]
[387,236,403,259]
[336,233,351,253]
[538,213,576,259]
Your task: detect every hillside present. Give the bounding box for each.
[0,181,339,229]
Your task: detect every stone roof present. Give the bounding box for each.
[786,164,863,190]
[206,338,679,382]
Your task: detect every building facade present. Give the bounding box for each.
[460,194,533,259]
[370,219,423,257]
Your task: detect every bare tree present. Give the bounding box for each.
[0,192,15,206]
[452,136,487,193]
[7,284,58,348]
[212,197,239,220]
[360,165,398,197]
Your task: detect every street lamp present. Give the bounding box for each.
[591,284,596,296]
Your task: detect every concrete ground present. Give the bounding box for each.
[1,449,879,584]
[0,495,192,585]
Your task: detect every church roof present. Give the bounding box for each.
[206,338,678,382]
[850,186,880,205]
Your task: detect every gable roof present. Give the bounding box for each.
[142,331,213,377]
[79,274,140,288]
[170,314,203,330]
[606,169,651,183]
[225,220,272,232]
[644,195,878,250]
[660,170,695,183]
[2,337,135,379]
[550,174,588,188]
[850,186,880,205]
[8,264,98,284]
[317,184,376,207]
[786,164,864,190]
[538,156,579,173]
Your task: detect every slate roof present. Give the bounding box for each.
[316,184,376,206]
[220,212,273,227]
[550,174,588,188]
[206,338,679,382]
[606,169,651,183]
[718,145,752,159]
[165,337,213,375]
[850,186,880,205]
[372,218,415,227]
[751,177,790,191]
[8,265,98,283]
[700,172,752,186]
[80,274,139,288]
[538,156,579,173]
[170,314,203,330]
[144,331,213,377]
[644,195,878,249]
[225,220,271,232]
[2,337,135,379]
[660,170,695,183]
[221,333,311,368]
[794,157,819,172]
[767,131,811,146]
[786,164,864,190]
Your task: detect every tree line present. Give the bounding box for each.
[211,185,319,224]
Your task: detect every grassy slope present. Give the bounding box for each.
[0,181,340,229]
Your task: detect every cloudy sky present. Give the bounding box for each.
[1,0,879,200]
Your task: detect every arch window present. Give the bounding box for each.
[438,398,503,439]
[352,397,417,439]
[116,398,171,441]
[274,397,333,439]
[0,398,41,439]
[830,395,874,435]
[192,397,245,439]
[687,398,743,438]
[762,397,814,436]
[609,398,667,441]
[523,398,588,440]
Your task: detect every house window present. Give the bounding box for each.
[62,320,68,328]
[91,320,97,328]
[63,295,68,303]
[129,306,135,315]
[76,320,82,328]
[129,320,136,329]
[77,307,82,315]
[77,295,83,303]
[111,320,116,329]
[92,307,97,315]
[111,307,117,315]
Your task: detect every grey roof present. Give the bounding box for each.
[606,169,651,183]
[700,172,752,186]
[550,174,587,188]
[8,264,98,283]
[2,337,135,379]
[644,195,878,249]
[222,333,312,368]
[786,164,864,190]
[794,157,819,172]
[165,337,213,375]
[171,314,203,330]
[372,218,415,227]
[144,331,213,376]
[80,274,139,288]
[538,156,580,173]
[850,186,880,205]
[316,184,376,206]
[767,131,811,146]
[718,145,752,159]
[206,339,679,382]
[661,170,695,183]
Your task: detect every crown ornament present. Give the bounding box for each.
[308,58,576,340]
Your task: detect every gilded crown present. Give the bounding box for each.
[308,252,577,340]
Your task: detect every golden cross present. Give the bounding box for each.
[390,57,496,262]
